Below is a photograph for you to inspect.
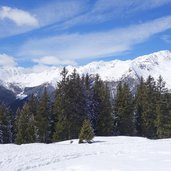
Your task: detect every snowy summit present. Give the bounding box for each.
[0,50,171,90]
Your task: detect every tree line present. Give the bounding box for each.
[0,68,171,144]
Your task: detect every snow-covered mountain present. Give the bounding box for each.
[1,50,171,98]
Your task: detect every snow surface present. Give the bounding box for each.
[1,50,171,90]
[1,136,171,171]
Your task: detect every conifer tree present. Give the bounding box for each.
[82,74,95,123]
[35,88,50,143]
[113,82,122,135]
[155,76,171,138]
[114,82,134,135]
[53,68,86,141]
[0,104,13,144]
[141,75,157,138]
[15,103,35,144]
[79,119,94,143]
[134,77,146,136]
[53,67,71,141]
[67,69,86,138]
[28,94,37,117]
[14,108,21,142]
[53,87,69,141]
[93,75,113,136]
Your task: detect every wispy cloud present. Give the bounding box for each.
[53,0,171,30]
[18,16,171,66]
[161,35,171,43]
[99,0,171,11]
[0,6,38,27]
[0,54,17,67]
[92,0,170,15]
[33,56,76,66]
[131,0,171,10]
[34,0,88,27]
[1,0,170,38]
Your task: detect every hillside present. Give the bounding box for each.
[0,136,171,171]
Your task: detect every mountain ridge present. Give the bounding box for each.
[0,50,171,98]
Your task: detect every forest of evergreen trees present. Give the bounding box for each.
[1,67,171,144]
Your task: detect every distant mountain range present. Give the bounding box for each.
[1,50,171,106]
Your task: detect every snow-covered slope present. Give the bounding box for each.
[0,136,171,171]
[1,50,171,91]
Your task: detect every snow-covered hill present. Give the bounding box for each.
[0,136,171,171]
[1,50,171,94]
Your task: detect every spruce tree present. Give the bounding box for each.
[35,88,50,143]
[141,75,157,138]
[93,75,113,136]
[0,104,13,144]
[53,87,69,141]
[155,76,171,138]
[134,77,146,136]
[53,67,70,141]
[15,103,35,144]
[67,69,86,138]
[82,74,95,123]
[114,82,134,135]
[113,81,122,135]
[28,94,37,117]
[79,119,94,143]
[53,68,86,141]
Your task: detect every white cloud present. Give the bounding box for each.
[0,1,85,38]
[18,16,171,65]
[24,64,54,73]
[0,6,38,27]
[0,54,17,67]
[33,56,76,66]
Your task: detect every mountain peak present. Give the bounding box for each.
[134,50,171,63]
[0,50,171,94]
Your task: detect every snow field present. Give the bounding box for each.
[1,136,171,171]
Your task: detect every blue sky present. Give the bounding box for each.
[0,0,171,68]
